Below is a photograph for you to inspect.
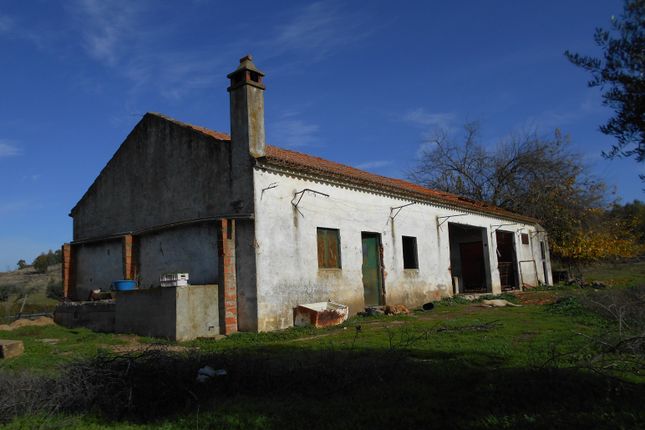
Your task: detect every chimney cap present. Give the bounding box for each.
[227,53,265,79]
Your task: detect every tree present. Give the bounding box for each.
[32,254,50,274]
[607,199,645,244]
[565,0,645,175]
[31,249,63,274]
[409,123,641,265]
[16,259,27,270]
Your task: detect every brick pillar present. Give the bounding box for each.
[62,243,73,299]
[218,219,237,334]
[122,234,136,280]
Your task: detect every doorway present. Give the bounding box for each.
[361,232,384,306]
[496,230,518,290]
[448,223,491,294]
[459,242,486,292]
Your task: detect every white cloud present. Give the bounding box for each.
[0,200,32,215]
[0,141,20,158]
[354,160,392,170]
[74,0,140,66]
[523,94,605,131]
[269,2,368,63]
[271,116,320,148]
[403,108,455,129]
[0,13,13,33]
[123,53,227,100]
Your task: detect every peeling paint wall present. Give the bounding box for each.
[138,223,219,289]
[72,114,254,241]
[235,219,258,331]
[252,167,551,331]
[74,240,123,300]
[115,284,219,341]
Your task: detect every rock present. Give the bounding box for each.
[0,339,24,359]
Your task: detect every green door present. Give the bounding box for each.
[362,233,383,306]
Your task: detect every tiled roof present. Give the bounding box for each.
[161,113,538,224]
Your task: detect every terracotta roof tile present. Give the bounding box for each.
[151,113,231,141]
[160,113,537,224]
[262,146,537,223]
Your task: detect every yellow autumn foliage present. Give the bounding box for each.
[551,220,645,263]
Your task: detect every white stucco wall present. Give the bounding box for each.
[252,167,552,331]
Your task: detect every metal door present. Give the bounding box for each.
[361,233,383,306]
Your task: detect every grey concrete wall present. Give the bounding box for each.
[54,301,116,332]
[115,284,219,341]
[138,223,219,289]
[74,240,123,300]
[235,219,258,331]
[175,284,220,340]
[72,113,254,241]
[115,287,177,339]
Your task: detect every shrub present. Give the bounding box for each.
[31,250,62,274]
[0,285,18,302]
[46,279,64,301]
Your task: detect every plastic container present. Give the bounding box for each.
[160,273,189,287]
[111,280,137,291]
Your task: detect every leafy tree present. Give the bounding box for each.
[31,249,63,274]
[565,0,645,176]
[16,259,28,270]
[607,199,645,244]
[550,208,644,265]
[32,254,49,274]
[409,123,641,265]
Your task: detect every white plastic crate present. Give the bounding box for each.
[160,273,189,287]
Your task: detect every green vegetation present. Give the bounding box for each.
[580,260,645,286]
[32,249,62,274]
[0,263,643,429]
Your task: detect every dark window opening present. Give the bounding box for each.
[249,71,260,82]
[231,74,244,86]
[317,228,341,269]
[402,236,418,269]
[521,233,529,245]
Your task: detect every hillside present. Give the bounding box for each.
[0,264,62,321]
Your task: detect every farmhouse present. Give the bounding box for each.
[60,55,552,338]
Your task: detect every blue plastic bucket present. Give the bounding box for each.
[111,280,137,291]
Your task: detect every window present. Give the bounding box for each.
[521,233,529,245]
[402,236,419,269]
[317,228,341,268]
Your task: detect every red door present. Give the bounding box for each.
[459,241,486,293]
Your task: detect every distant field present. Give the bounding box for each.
[0,264,61,321]
[581,260,645,286]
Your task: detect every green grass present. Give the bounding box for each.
[1,262,644,429]
[581,260,645,286]
[0,324,128,373]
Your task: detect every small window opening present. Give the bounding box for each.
[249,71,260,82]
[231,74,244,87]
[521,233,529,245]
[317,228,341,269]
[402,236,419,269]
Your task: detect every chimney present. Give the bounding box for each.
[227,54,266,158]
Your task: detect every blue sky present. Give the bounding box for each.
[0,0,642,270]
